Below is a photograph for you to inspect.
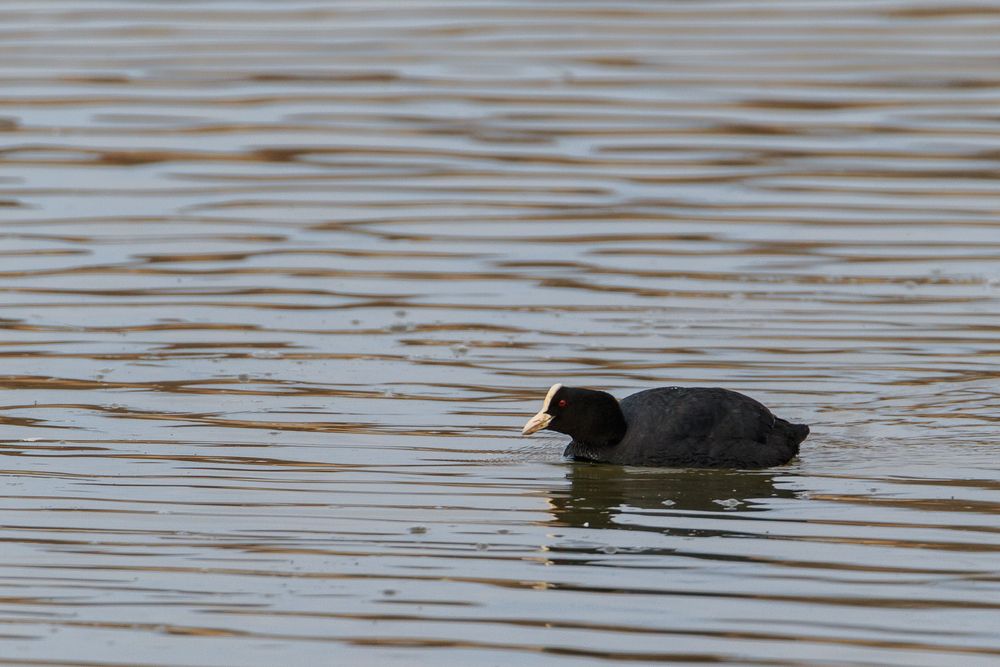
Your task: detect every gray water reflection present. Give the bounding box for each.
[1,0,1000,665]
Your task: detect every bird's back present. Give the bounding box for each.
[576,387,807,468]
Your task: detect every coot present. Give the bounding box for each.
[522,384,808,468]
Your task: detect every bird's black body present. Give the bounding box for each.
[526,385,808,468]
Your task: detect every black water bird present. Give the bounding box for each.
[522,384,808,468]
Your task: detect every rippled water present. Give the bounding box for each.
[1,1,999,665]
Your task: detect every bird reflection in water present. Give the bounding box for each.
[542,464,801,564]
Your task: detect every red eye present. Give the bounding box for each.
[558,399,568,408]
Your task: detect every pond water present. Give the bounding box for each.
[1,1,999,665]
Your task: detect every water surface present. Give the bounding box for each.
[1,1,999,665]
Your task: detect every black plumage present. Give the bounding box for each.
[522,385,808,468]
